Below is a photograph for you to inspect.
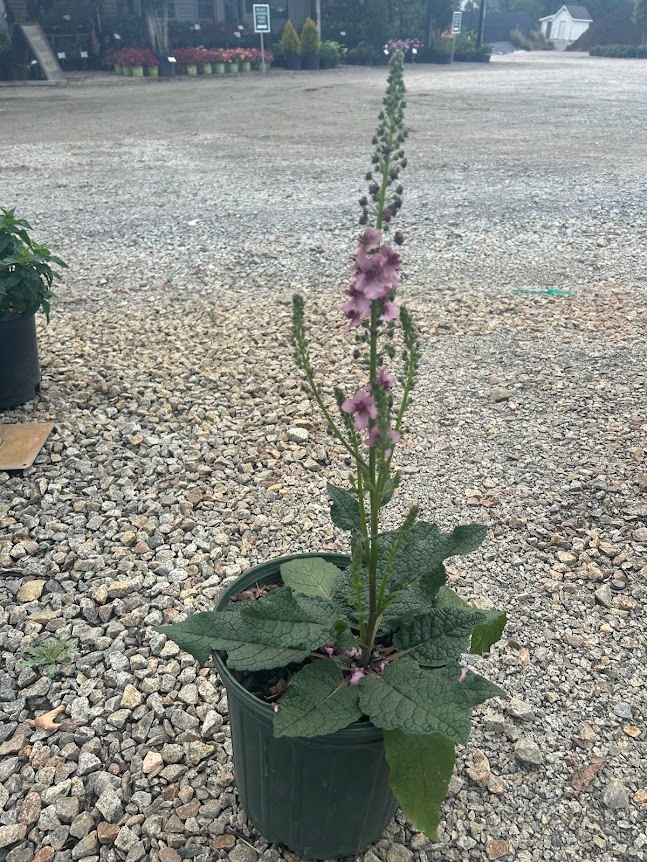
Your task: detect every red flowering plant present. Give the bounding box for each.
[173,46,202,65]
[115,47,157,67]
[158,51,507,841]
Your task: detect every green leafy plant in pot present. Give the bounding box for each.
[300,17,321,70]
[0,208,67,410]
[280,19,302,70]
[158,51,507,859]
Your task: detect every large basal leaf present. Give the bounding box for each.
[393,606,486,667]
[434,586,507,655]
[358,656,506,743]
[273,660,362,738]
[155,609,311,670]
[327,482,361,533]
[384,730,455,842]
[280,557,341,602]
[240,587,335,650]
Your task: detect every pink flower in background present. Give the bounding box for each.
[377,366,395,390]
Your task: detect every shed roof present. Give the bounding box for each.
[564,5,593,20]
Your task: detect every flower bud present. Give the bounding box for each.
[366,170,374,179]
[382,145,391,155]
[371,154,379,164]
[359,196,368,207]
[369,181,379,195]
[353,348,361,359]
[394,230,405,246]
[381,208,393,223]
[359,214,368,225]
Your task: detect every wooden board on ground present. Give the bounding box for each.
[0,423,55,471]
[20,24,65,81]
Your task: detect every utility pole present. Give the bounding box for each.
[476,0,486,47]
[315,0,321,36]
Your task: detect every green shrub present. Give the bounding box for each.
[346,44,385,65]
[300,17,320,55]
[361,0,390,48]
[0,208,67,321]
[320,40,342,67]
[589,43,642,56]
[281,20,301,56]
[510,28,553,51]
[0,29,11,57]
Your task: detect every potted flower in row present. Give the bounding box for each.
[159,51,507,858]
[173,46,202,76]
[113,47,159,77]
[0,208,67,410]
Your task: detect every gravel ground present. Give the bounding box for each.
[1,52,646,862]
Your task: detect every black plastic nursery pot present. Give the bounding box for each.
[213,553,398,859]
[0,313,41,410]
[302,53,320,70]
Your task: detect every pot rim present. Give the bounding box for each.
[212,551,386,740]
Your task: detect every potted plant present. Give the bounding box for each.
[300,17,321,69]
[157,51,506,858]
[319,40,342,68]
[280,19,302,70]
[0,208,67,410]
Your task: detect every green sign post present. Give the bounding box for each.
[253,4,271,71]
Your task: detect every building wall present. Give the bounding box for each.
[542,10,590,45]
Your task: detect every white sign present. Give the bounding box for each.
[253,3,271,33]
[80,50,88,58]
[168,56,176,63]
[57,51,66,59]
[452,11,462,33]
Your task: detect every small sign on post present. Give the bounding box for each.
[253,4,271,71]
[452,11,462,33]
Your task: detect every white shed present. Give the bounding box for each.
[539,5,592,48]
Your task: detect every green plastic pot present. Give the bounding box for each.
[201,62,212,75]
[147,65,159,77]
[240,60,251,72]
[131,65,144,77]
[187,63,198,76]
[215,62,226,74]
[213,553,397,859]
[226,62,239,73]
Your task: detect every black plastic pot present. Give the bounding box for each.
[159,58,176,77]
[285,53,302,70]
[302,53,320,70]
[213,553,397,859]
[0,313,41,410]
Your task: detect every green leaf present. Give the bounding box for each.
[382,563,448,628]
[393,607,486,667]
[273,660,362,738]
[155,609,312,671]
[384,730,455,842]
[327,483,361,533]
[280,557,341,602]
[358,656,506,743]
[434,587,507,655]
[385,521,487,592]
[240,587,335,649]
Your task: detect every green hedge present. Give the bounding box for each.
[589,44,647,57]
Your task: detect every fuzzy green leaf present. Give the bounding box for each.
[280,557,341,602]
[393,607,486,666]
[358,657,506,743]
[382,563,448,628]
[385,521,487,592]
[274,660,362,738]
[240,587,335,649]
[327,483,361,533]
[384,730,455,842]
[155,610,311,670]
[434,586,507,655]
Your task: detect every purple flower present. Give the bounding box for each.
[356,226,382,253]
[343,648,359,659]
[459,666,468,683]
[341,389,378,431]
[377,366,395,390]
[364,425,381,448]
[380,299,400,323]
[349,667,365,686]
